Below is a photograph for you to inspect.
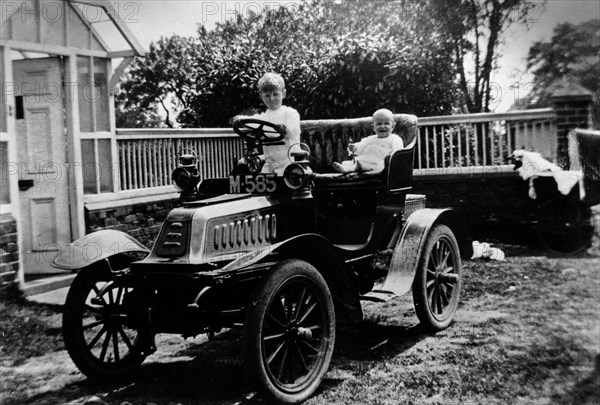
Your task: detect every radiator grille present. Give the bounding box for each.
[211,214,277,251]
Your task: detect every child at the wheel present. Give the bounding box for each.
[334,108,404,173]
[233,73,301,175]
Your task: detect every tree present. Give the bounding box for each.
[430,0,539,112]
[117,0,461,127]
[114,102,165,128]
[517,19,599,111]
[115,35,203,128]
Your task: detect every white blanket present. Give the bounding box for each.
[513,150,585,200]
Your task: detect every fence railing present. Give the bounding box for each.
[116,129,243,191]
[416,108,556,170]
[115,108,556,192]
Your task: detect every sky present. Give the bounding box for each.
[111,0,600,113]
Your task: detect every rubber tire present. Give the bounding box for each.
[244,259,336,404]
[412,224,462,332]
[63,267,147,380]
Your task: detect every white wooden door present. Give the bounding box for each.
[13,58,72,274]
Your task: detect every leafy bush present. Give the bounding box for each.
[117,0,460,127]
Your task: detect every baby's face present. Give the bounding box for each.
[372,115,394,138]
[260,88,285,110]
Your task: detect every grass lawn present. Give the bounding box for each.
[1,245,598,405]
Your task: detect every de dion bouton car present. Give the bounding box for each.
[54,115,472,404]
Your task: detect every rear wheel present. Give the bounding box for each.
[412,224,462,331]
[63,267,151,379]
[244,260,335,404]
[537,196,593,254]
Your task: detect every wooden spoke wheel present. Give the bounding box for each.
[244,260,335,404]
[63,267,151,379]
[412,224,462,331]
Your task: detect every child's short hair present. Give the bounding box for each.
[373,108,394,120]
[258,73,285,93]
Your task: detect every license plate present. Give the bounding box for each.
[229,173,277,194]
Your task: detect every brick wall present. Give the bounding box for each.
[85,199,180,248]
[0,214,19,285]
[551,84,595,168]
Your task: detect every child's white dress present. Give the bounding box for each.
[259,106,301,175]
[347,134,404,172]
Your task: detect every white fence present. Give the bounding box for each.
[115,109,556,192]
[416,108,556,169]
[116,128,243,191]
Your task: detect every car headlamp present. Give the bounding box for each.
[171,166,194,192]
[283,163,309,190]
[171,152,201,196]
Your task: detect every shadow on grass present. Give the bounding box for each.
[11,320,430,405]
[334,321,425,360]
[556,354,600,405]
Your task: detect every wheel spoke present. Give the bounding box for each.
[91,285,108,306]
[117,325,134,351]
[305,323,322,332]
[295,344,309,374]
[426,279,435,288]
[112,330,120,362]
[83,319,104,330]
[263,331,286,342]
[430,245,439,269]
[436,241,444,267]
[115,286,124,305]
[99,330,111,362]
[288,344,296,383]
[84,304,105,316]
[299,339,319,355]
[436,289,444,314]
[428,285,436,309]
[440,245,450,269]
[267,298,288,329]
[440,285,449,306]
[87,325,107,350]
[297,300,317,325]
[276,344,289,381]
[293,287,308,321]
[284,289,294,321]
[267,340,287,366]
[267,312,287,331]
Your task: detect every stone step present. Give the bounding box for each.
[22,273,76,297]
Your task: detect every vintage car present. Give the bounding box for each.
[54,115,472,404]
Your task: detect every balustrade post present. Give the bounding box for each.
[550,82,594,169]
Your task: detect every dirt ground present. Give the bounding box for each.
[1,243,599,405]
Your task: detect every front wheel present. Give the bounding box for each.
[244,260,335,404]
[63,266,151,379]
[412,224,462,331]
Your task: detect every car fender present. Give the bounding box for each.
[224,233,363,324]
[379,208,472,297]
[52,230,150,271]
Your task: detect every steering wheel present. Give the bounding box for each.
[233,118,286,143]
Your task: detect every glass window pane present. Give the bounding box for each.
[0,46,6,133]
[0,142,10,204]
[98,139,113,192]
[81,139,97,194]
[77,56,93,132]
[94,58,110,132]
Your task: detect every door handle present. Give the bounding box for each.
[18,179,34,191]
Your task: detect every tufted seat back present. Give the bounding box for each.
[299,114,418,173]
